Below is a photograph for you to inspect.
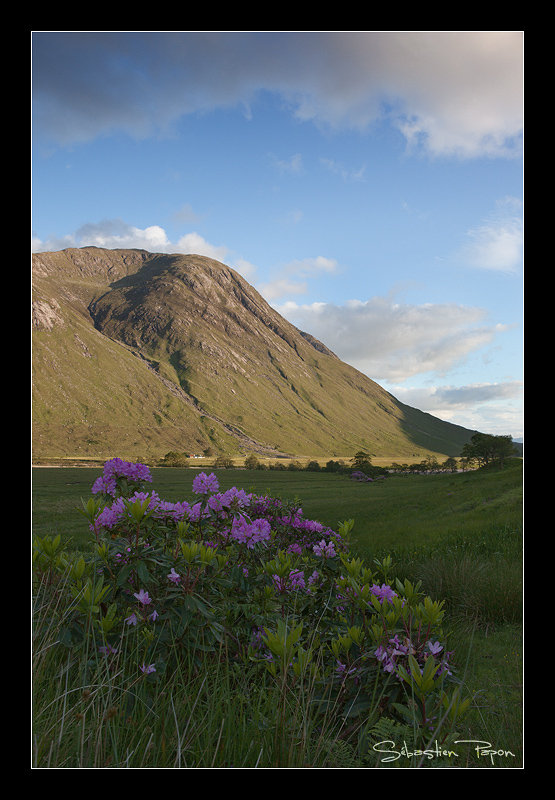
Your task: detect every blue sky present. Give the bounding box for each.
[32,31,523,439]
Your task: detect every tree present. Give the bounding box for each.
[214,455,234,469]
[461,433,517,468]
[244,454,260,470]
[351,450,372,473]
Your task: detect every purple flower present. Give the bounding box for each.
[308,569,320,586]
[375,644,396,672]
[289,569,306,590]
[99,644,118,656]
[192,472,220,495]
[140,663,156,675]
[188,502,209,522]
[133,589,151,605]
[221,487,251,507]
[167,568,181,584]
[250,518,271,542]
[207,494,226,513]
[272,569,306,593]
[313,539,337,559]
[92,459,153,497]
[125,612,138,626]
[91,475,117,496]
[230,517,271,548]
[155,500,191,521]
[371,583,397,603]
[335,661,358,678]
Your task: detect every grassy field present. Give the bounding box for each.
[32,459,523,767]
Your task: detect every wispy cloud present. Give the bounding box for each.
[455,197,523,273]
[269,152,305,174]
[320,158,367,182]
[390,381,523,436]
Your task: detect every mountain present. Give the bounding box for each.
[32,247,479,463]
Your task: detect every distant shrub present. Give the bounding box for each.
[160,451,190,467]
[351,470,373,482]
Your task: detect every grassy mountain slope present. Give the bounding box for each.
[32,247,479,462]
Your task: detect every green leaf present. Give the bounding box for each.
[135,559,151,585]
[116,563,135,587]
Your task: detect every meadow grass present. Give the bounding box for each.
[32,459,523,767]
[32,460,522,555]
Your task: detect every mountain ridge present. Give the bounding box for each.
[32,247,480,462]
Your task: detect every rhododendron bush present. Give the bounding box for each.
[33,458,470,743]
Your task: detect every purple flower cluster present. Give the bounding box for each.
[272,569,306,593]
[371,582,397,604]
[192,472,220,495]
[92,457,153,497]
[91,467,345,562]
[375,635,452,677]
[230,516,272,548]
[81,460,457,701]
[94,491,161,530]
[313,539,337,559]
[272,568,320,594]
[208,486,252,513]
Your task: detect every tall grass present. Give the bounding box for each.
[33,589,378,768]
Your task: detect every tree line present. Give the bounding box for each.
[160,434,520,474]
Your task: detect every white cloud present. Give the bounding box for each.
[32,219,171,253]
[32,31,523,159]
[232,257,259,283]
[277,295,522,436]
[31,218,265,290]
[276,295,509,383]
[31,219,235,264]
[257,256,341,301]
[174,232,229,262]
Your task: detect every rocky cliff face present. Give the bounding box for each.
[32,247,477,461]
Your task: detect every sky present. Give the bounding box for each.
[31,31,524,440]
